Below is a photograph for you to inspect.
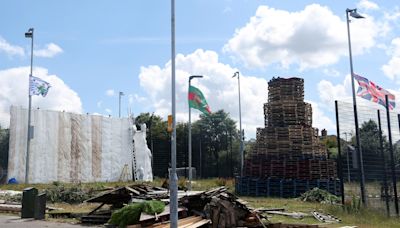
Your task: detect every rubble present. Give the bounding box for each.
[81,184,267,227]
[264,211,309,219]
[311,211,341,223]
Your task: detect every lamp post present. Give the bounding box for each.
[346,8,366,204]
[119,91,124,118]
[188,75,203,190]
[170,0,178,227]
[24,28,34,184]
[233,71,244,177]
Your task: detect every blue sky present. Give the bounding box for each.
[1,0,400,138]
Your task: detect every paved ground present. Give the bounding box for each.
[0,215,101,228]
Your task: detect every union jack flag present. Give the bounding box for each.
[354,73,395,110]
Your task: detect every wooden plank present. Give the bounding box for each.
[178,216,204,228]
[183,219,211,228]
[0,204,21,212]
[149,216,200,228]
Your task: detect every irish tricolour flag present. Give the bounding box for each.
[188,85,211,115]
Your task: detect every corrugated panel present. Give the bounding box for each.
[7,106,135,183]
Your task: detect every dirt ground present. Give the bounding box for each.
[0,214,101,228]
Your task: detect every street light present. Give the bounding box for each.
[188,75,203,190]
[233,71,244,177]
[25,28,34,184]
[170,0,178,227]
[346,8,366,204]
[119,91,124,118]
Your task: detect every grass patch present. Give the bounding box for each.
[241,196,400,228]
[2,178,398,227]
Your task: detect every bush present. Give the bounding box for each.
[142,200,165,214]
[44,182,104,204]
[109,203,144,227]
[109,201,165,227]
[299,187,340,204]
[343,195,362,213]
[0,193,22,203]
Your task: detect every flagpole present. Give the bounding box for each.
[233,71,243,177]
[170,0,178,227]
[25,28,34,184]
[188,75,203,191]
[346,8,366,204]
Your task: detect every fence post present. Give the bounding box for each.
[377,109,390,217]
[385,95,399,216]
[335,100,345,206]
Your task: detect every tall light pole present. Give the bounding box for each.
[188,75,203,190]
[170,0,178,227]
[119,91,124,118]
[346,8,366,204]
[233,71,244,177]
[25,28,34,184]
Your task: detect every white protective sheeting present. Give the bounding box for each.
[133,124,153,181]
[7,106,135,183]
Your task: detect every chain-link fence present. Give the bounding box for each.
[336,100,400,216]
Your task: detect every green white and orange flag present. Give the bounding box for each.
[188,85,211,115]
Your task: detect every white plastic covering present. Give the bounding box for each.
[133,124,153,181]
[7,106,136,183]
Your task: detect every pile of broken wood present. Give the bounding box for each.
[81,184,268,227]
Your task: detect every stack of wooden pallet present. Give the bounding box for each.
[238,77,340,198]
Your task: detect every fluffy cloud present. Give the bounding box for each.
[106,89,115,96]
[382,37,400,82]
[0,66,83,127]
[138,49,269,138]
[224,4,380,70]
[306,100,335,134]
[0,36,24,57]
[34,43,63,58]
[357,0,379,11]
[318,75,352,106]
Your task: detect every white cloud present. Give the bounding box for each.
[317,75,352,105]
[0,66,82,127]
[322,68,341,77]
[0,36,24,57]
[382,37,400,82]
[106,89,115,96]
[357,0,379,11]
[34,43,63,58]
[128,94,147,105]
[105,108,112,114]
[307,100,335,134]
[138,49,269,138]
[224,4,380,70]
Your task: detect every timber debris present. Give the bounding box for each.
[81,184,267,227]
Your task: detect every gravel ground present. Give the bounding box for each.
[0,215,101,228]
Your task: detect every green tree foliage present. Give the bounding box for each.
[347,120,399,181]
[0,126,9,177]
[135,110,241,178]
[359,120,382,157]
[193,110,239,177]
[135,112,168,141]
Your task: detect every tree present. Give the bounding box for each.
[135,113,169,141]
[348,120,390,181]
[0,126,9,182]
[192,110,238,177]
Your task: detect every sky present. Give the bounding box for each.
[1,0,400,139]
